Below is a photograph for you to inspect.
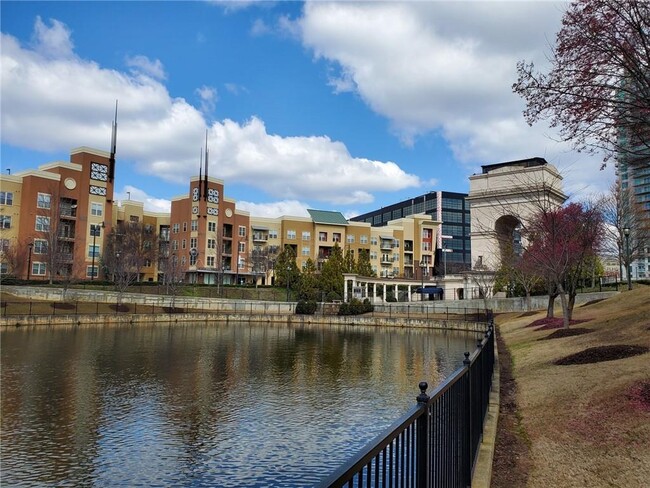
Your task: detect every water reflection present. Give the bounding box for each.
[1,322,478,487]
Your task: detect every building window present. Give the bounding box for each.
[302,246,310,256]
[191,220,198,232]
[287,230,296,239]
[0,191,13,206]
[319,232,328,242]
[371,237,378,246]
[190,237,197,249]
[35,216,50,232]
[238,241,245,253]
[360,235,368,244]
[422,242,432,251]
[144,259,152,267]
[190,254,197,266]
[422,228,433,239]
[208,221,216,232]
[181,256,187,265]
[183,222,187,232]
[32,262,46,276]
[172,223,180,234]
[333,233,341,242]
[91,202,103,216]
[1,215,11,229]
[88,245,100,258]
[269,230,278,239]
[207,256,215,267]
[86,266,99,278]
[33,239,48,255]
[302,231,311,241]
[181,239,187,249]
[207,239,216,249]
[239,226,246,237]
[347,234,355,243]
[172,240,178,251]
[37,193,51,209]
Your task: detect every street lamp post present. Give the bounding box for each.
[90,222,105,281]
[623,227,632,290]
[286,266,291,302]
[420,261,426,302]
[27,242,33,280]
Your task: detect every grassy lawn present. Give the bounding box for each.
[493,286,650,487]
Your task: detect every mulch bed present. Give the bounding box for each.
[526,317,591,330]
[553,345,649,365]
[491,326,531,488]
[539,328,594,340]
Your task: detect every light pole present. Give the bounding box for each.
[286,266,291,302]
[27,242,33,280]
[90,222,104,281]
[623,227,632,290]
[420,261,426,301]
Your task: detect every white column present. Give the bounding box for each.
[344,276,349,302]
[382,283,387,303]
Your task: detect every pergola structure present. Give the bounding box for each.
[343,273,444,303]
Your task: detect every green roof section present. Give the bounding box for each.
[307,209,349,225]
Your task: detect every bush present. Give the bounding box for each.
[325,291,342,302]
[296,300,317,315]
[338,298,373,316]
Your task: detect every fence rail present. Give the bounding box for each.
[318,321,495,488]
[0,299,489,323]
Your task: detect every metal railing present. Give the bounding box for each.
[318,322,495,488]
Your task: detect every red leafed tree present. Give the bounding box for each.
[513,0,650,164]
[524,202,604,328]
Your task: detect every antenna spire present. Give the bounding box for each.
[109,100,118,182]
[203,129,209,201]
[198,147,203,201]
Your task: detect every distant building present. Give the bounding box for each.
[1,146,439,286]
[351,191,471,276]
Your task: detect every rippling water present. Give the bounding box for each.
[1,321,478,487]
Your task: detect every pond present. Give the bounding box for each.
[1,321,479,487]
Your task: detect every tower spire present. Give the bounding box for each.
[203,129,209,201]
[109,100,118,182]
[198,146,203,201]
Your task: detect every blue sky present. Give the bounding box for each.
[1,1,615,218]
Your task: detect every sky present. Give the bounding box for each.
[1,1,615,219]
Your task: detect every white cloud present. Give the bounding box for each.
[125,55,166,80]
[195,85,218,115]
[116,186,172,214]
[251,18,271,37]
[0,17,420,207]
[31,16,75,59]
[296,2,610,193]
[207,116,420,205]
[237,200,311,219]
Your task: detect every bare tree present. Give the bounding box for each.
[465,255,496,312]
[158,252,185,308]
[602,181,650,280]
[513,0,650,164]
[102,222,147,304]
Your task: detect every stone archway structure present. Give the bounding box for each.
[467,158,567,271]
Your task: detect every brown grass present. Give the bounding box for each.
[493,287,650,487]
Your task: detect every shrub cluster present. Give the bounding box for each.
[338,298,374,316]
[296,300,318,315]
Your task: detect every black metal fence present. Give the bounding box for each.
[317,322,495,488]
[0,299,488,323]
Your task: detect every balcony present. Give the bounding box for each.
[380,240,394,251]
[253,232,268,242]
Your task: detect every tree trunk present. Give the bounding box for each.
[567,291,576,321]
[525,291,532,311]
[557,283,570,329]
[547,293,557,318]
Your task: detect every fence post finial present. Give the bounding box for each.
[463,351,471,366]
[417,381,429,403]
